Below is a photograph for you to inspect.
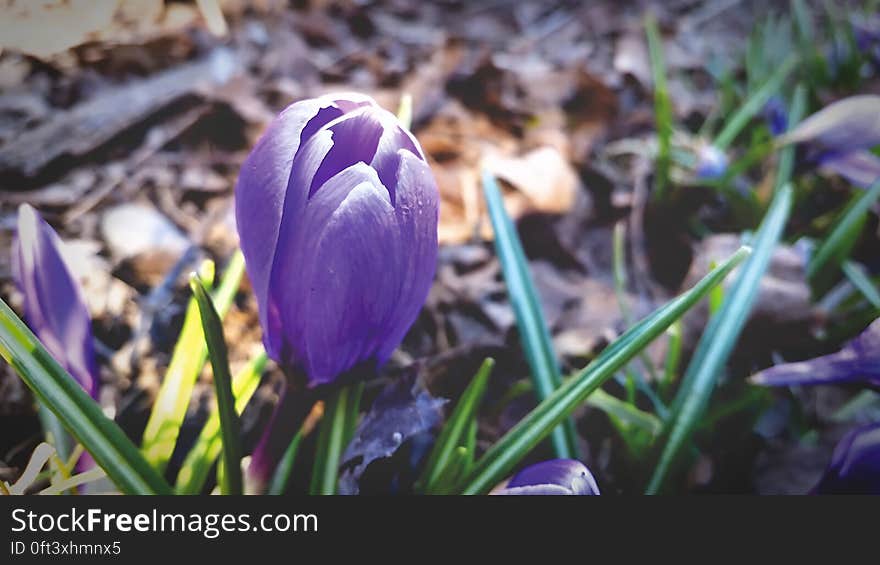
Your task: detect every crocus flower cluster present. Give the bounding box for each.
[813,421,880,495]
[749,318,880,387]
[12,204,100,401]
[235,92,439,387]
[493,459,600,495]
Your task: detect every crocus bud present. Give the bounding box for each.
[235,93,439,387]
[813,422,880,495]
[493,459,600,495]
[694,144,729,180]
[12,204,99,399]
[749,318,880,388]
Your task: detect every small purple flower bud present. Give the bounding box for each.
[749,318,880,388]
[11,204,99,399]
[813,422,880,495]
[494,459,600,495]
[235,93,439,387]
[762,96,789,137]
[695,144,729,180]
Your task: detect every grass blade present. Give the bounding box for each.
[647,184,793,494]
[457,246,751,494]
[142,250,246,472]
[309,383,363,495]
[807,178,880,289]
[713,55,798,150]
[0,298,172,494]
[417,358,495,494]
[267,402,324,495]
[190,274,242,495]
[841,261,880,309]
[482,170,578,460]
[175,350,267,494]
[645,13,673,199]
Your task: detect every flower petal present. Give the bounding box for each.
[13,204,99,398]
[777,95,880,153]
[813,422,880,494]
[235,95,374,359]
[750,319,880,387]
[820,150,880,189]
[498,459,600,495]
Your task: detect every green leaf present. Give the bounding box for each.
[482,170,578,460]
[416,358,494,494]
[0,297,172,494]
[645,13,673,199]
[190,275,242,496]
[267,429,305,496]
[713,54,798,150]
[175,350,267,494]
[309,382,363,495]
[142,250,246,472]
[807,178,880,291]
[647,185,793,494]
[457,246,751,495]
[842,261,880,309]
[587,388,662,436]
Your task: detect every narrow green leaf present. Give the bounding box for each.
[714,55,798,150]
[807,178,880,286]
[645,13,673,199]
[841,261,880,309]
[142,250,245,472]
[417,358,494,494]
[482,170,578,460]
[587,388,662,436]
[190,275,242,496]
[175,350,267,494]
[647,185,793,494]
[267,429,306,496]
[309,383,363,495]
[457,246,751,494]
[0,298,172,494]
[660,319,683,398]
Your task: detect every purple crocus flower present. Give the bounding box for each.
[776,95,880,189]
[493,459,600,495]
[235,92,439,387]
[235,93,439,489]
[813,422,880,495]
[12,204,100,400]
[749,318,880,388]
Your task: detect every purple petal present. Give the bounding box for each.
[12,204,99,398]
[813,422,880,494]
[496,459,600,495]
[777,95,880,153]
[750,318,880,387]
[234,94,375,360]
[819,150,880,189]
[269,156,437,385]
